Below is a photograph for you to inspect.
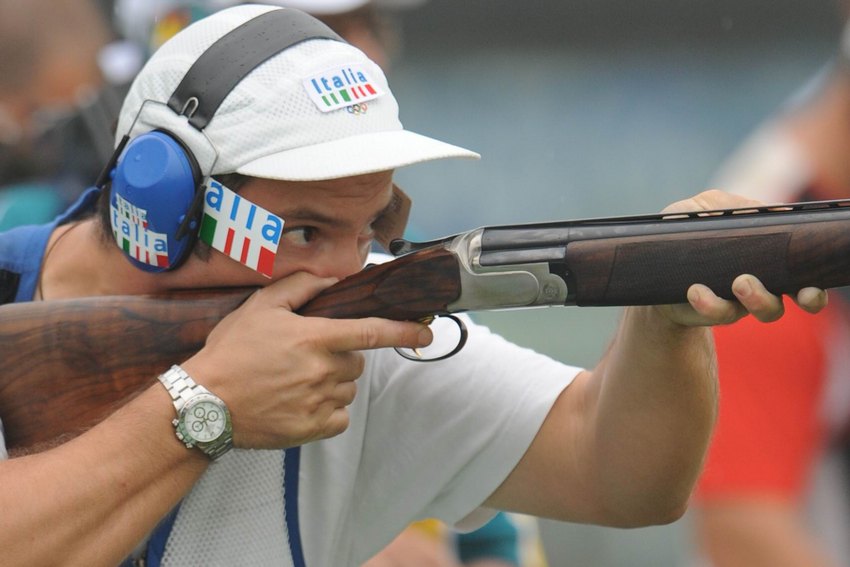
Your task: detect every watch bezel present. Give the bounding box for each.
[174,392,233,459]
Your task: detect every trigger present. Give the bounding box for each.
[394,314,468,362]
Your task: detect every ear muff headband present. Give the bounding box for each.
[107,8,344,273]
[169,8,343,130]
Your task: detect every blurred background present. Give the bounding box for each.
[3,0,846,564]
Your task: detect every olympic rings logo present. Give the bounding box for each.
[346,103,368,115]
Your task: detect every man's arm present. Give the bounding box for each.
[0,385,208,566]
[485,190,828,527]
[0,273,430,565]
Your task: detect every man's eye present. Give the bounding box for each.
[282,227,316,246]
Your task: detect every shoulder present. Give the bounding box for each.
[0,223,53,303]
[0,186,102,304]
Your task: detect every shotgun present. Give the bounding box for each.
[3,199,850,451]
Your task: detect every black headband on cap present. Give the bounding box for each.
[167,8,344,130]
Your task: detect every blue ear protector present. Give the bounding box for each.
[98,8,343,272]
[107,130,203,271]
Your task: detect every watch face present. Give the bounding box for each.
[183,398,227,443]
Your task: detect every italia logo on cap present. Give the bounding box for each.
[303,64,385,113]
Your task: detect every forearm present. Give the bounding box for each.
[487,305,717,525]
[587,305,717,525]
[0,385,208,566]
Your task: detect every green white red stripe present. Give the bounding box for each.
[303,64,384,113]
[118,233,170,268]
[110,193,170,268]
[199,180,283,278]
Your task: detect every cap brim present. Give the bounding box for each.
[234,130,480,181]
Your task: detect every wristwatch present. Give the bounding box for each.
[157,365,233,460]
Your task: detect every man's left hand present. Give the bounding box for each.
[654,189,828,327]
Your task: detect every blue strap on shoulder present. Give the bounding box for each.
[127,447,304,567]
[116,505,180,567]
[284,446,307,567]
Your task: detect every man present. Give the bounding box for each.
[119,1,544,563]
[0,5,826,566]
[693,10,850,567]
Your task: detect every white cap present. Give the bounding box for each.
[115,4,478,181]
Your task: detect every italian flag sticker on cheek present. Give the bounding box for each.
[198,180,283,278]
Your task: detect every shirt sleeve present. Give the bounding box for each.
[352,317,580,546]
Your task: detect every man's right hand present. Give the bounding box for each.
[181,272,432,449]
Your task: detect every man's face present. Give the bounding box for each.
[187,170,395,286]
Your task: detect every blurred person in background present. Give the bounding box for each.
[692,4,850,566]
[114,0,546,565]
[0,0,141,230]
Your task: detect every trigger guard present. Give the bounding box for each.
[395,314,468,362]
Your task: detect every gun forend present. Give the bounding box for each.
[473,200,850,307]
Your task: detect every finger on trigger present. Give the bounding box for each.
[325,317,432,353]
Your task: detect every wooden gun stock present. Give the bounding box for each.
[0,248,461,452]
[0,290,253,452]
[298,246,461,319]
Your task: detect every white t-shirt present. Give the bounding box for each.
[159,317,579,566]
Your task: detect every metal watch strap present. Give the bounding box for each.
[158,364,204,412]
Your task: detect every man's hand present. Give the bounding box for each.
[181,272,432,450]
[655,189,828,327]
